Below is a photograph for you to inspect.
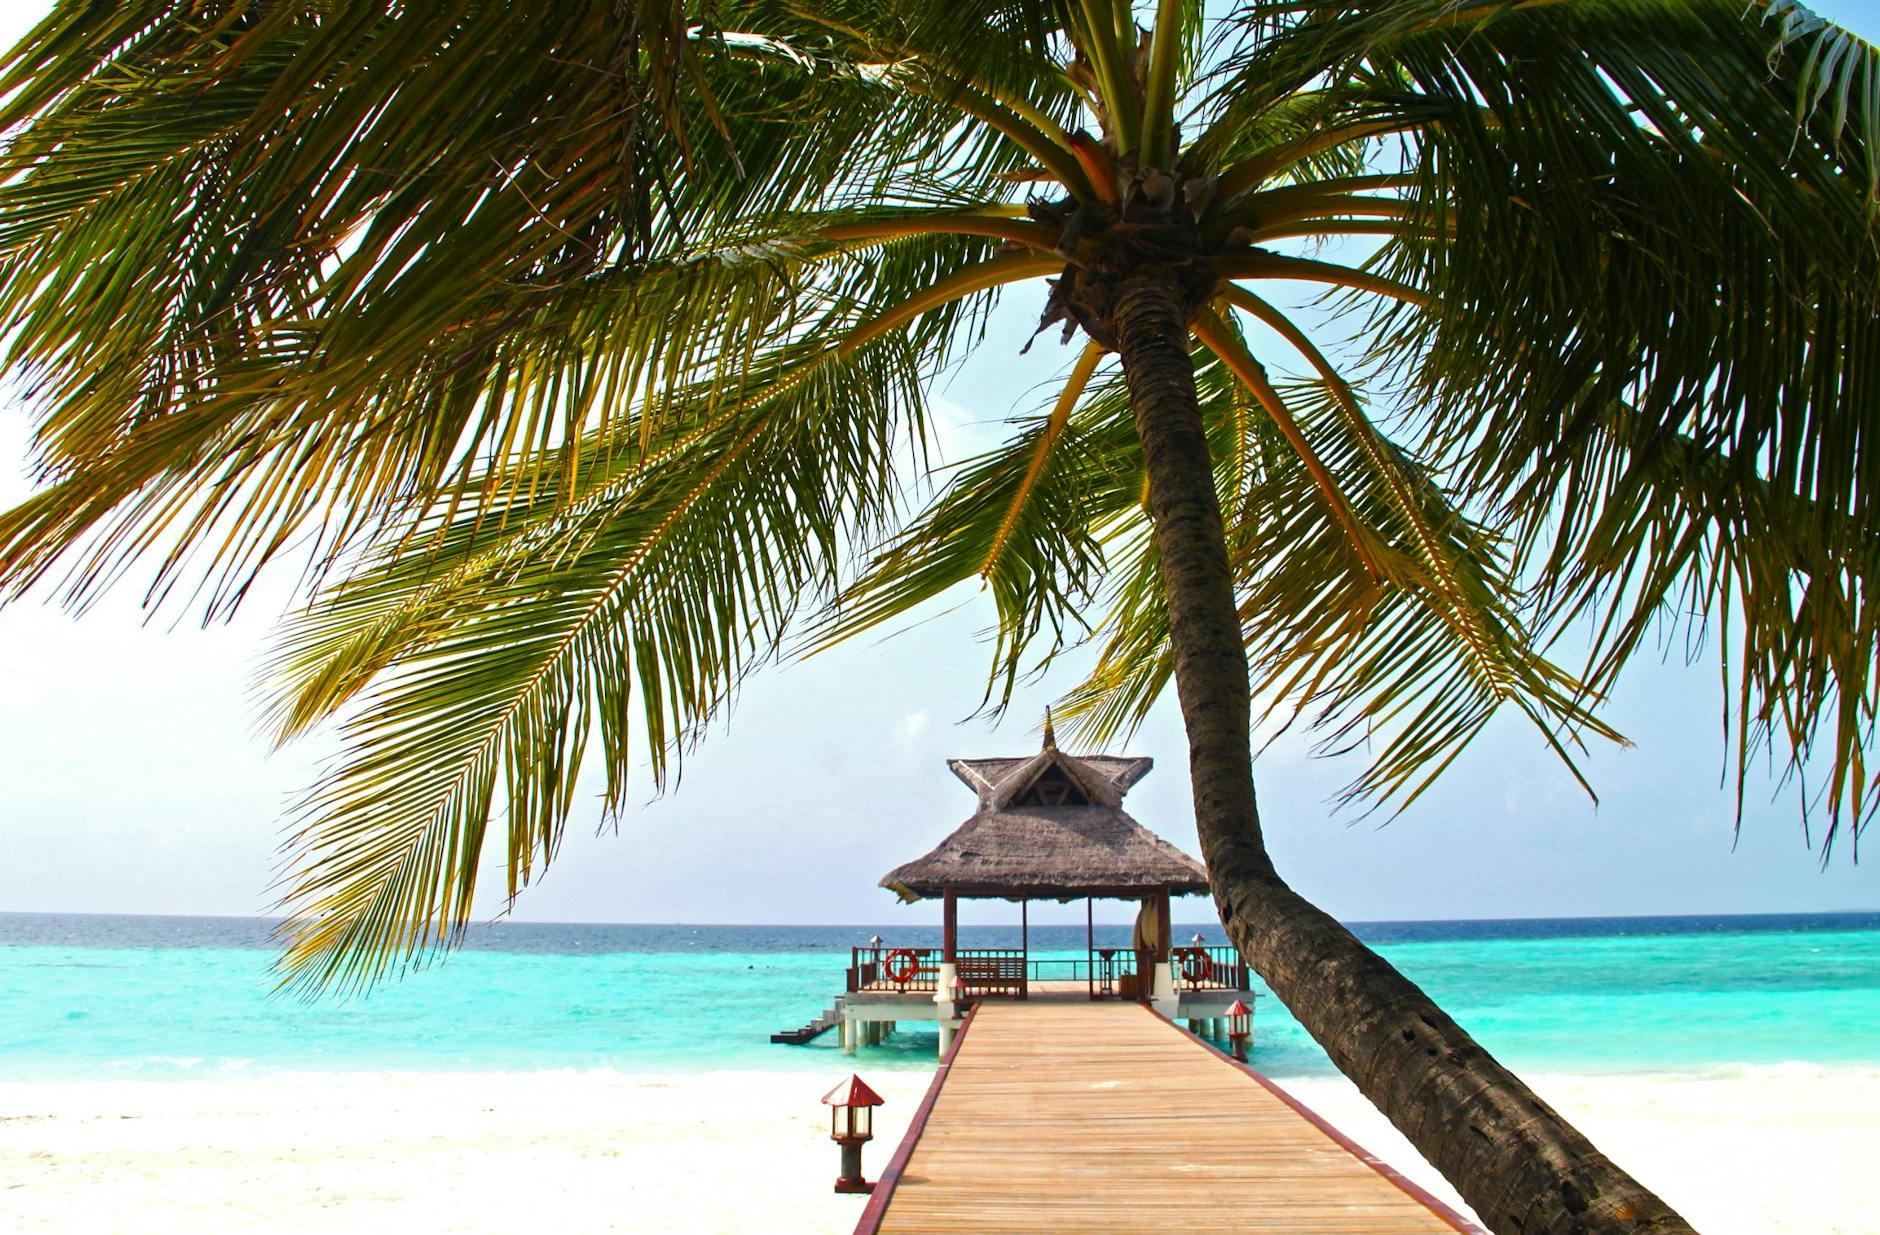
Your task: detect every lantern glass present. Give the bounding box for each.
[829,1101,873,1141]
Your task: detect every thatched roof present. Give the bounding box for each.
[880,728,1209,902]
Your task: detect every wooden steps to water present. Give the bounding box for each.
[856,1000,1482,1235]
[771,998,844,1045]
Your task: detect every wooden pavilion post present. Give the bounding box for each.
[1020,900,1029,1000]
[934,889,962,1059]
[1086,897,1096,1000]
[1143,887,1173,1009]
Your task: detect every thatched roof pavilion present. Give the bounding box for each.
[880,717,1210,978]
[881,739,1208,902]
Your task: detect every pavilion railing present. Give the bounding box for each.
[847,943,1248,998]
[1173,944,1248,992]
[848,946,940,994]
[1024,957,1094,984]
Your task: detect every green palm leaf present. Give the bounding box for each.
[269,332,925,991]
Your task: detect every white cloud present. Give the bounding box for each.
[894,709,931,748]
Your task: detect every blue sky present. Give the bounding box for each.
[1,0,1875,929]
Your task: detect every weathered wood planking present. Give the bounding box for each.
[862,1000,1481,1235]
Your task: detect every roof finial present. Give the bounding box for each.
[1042,707,1057,750]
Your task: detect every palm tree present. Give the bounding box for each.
[2,0,1875,1230]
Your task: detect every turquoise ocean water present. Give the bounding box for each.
[1,912,1875,1080]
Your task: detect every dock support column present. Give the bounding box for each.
[842,1016,857,1055]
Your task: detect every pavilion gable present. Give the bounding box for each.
[887,728,1205,904]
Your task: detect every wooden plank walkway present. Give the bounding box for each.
[858,1000,1481,1234]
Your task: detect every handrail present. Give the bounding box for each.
[850,1003,980,1235]
[847,942,1250,998]
[1172,944,1249,992]
[1025,957,1094,979]
[1141,1004,1487,1234]
[849,945,941,994]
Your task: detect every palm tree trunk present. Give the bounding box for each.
[1111,268,1697,1235]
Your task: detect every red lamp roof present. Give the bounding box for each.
[822,1074,886,1108]
[1226,999,1251,1017]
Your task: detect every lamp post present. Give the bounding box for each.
[822,1074,885,1194]
[1225,999,1253,1062]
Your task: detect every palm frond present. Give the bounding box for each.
[0,1,1039,615]
[268,332,924,992]
[1061,355,1616,811]
[812,344,1141,711]
[0,207,1005,615]
[1513,406,1880,854]
[1318,0,1880,841]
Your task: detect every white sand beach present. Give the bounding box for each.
[1285,1066,1880,1235]
[1,1064,1872,1234]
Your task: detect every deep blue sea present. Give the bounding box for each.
[1,912,1875,1080]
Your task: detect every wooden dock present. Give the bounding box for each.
[856,999,1482,1234]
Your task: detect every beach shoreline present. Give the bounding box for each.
[3,1061,1872,1234]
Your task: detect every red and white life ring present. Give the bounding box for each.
[882,949,919,985]
[1179,948,1214,984]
